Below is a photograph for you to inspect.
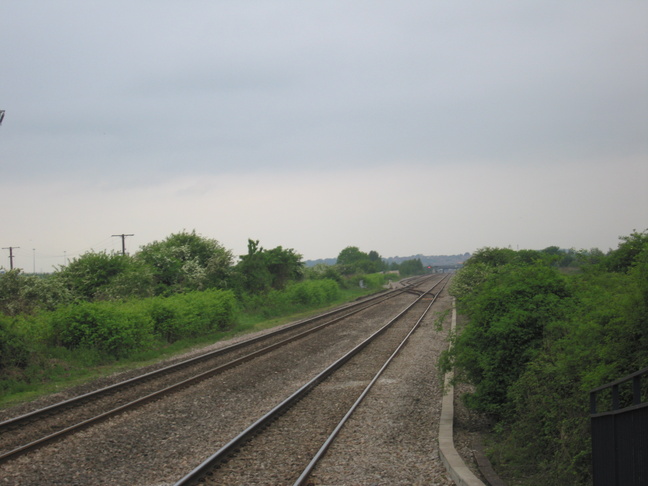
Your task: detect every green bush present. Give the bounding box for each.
[146,298,182,343]
[174,289,237,335]
[144,289,237,343]
[347,272,389,290]
[48,289,237,354]
[137,230,234,294]
[0,316,30,370]
[445,237,648,485]
[305,264,343,284]
[487,270,643,485]
[238,279,340,319]
[288,279,339,306]
[56,251,150,301]
[49,301,153,357]
[398,258,424,277]
[363,273,388,289]
[444,263,571,418]
[0,270,73,316]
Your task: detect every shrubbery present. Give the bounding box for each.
[336,246,386,275]
[239,279,340,319]
[0,289,240,372]
[288,279,339,306]
[50,301,154,356]
[0,316,30,371]
[452,264,570,417]
[49,289,237,355]
[0,270,73,316]
[0,233,412,403]
[145,289,237,342]
[443,231,648,485]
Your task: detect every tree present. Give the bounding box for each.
[443,260,571,418]
[336,246,385,275]
[56,251,147,301]
[235,239,273,294]
[604,229,648,273]
[234,239,303,293]
[136,230,233,294]
[467,247,517,267]
[399,258,424,277]
[305,263,343,284]
[0,270,73,315]
[367,250,386,272]
[336,246,366,266]
[265,246,303,289]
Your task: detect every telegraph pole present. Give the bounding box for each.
[112,234,134,256]
[2,246,19,270]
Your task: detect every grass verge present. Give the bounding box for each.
[0,286,379,410]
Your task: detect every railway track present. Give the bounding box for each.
[0,276,430,465]
[0,274,453,485]
[175,274,450,485]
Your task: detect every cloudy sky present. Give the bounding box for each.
[1,1,647,271]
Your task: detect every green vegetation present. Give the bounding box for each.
[0,233,425,408]
[336,246,387,275]
[233,239,303,294]
[442,230,648,485]
[397,257,424,276]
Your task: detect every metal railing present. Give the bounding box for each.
[590,367,648,486]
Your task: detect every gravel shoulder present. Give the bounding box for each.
[307,290,458,486]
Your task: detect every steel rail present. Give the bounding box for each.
[174,274,449,486]
[293,276,450,485]
[0,277,435,464]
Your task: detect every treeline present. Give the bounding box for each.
[0,234,424,314]
[331,245,425,276]
[442,230,648,485]
[305,252,470,268]
[0,231,425,398]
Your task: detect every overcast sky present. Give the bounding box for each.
[1,1,647,271]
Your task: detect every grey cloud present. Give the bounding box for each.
[1,1,646,182]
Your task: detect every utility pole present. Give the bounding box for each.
[112,234,134,256]
[2,246,19,270]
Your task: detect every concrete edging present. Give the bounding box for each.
[438,300,486,486]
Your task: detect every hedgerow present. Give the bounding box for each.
[0,316,30,371]
[239,278,340,319]
[144,289,237,343]
[288,279,339,306]
[47,289,237,356]
[49,301,154,357]
[442,232,648,485]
